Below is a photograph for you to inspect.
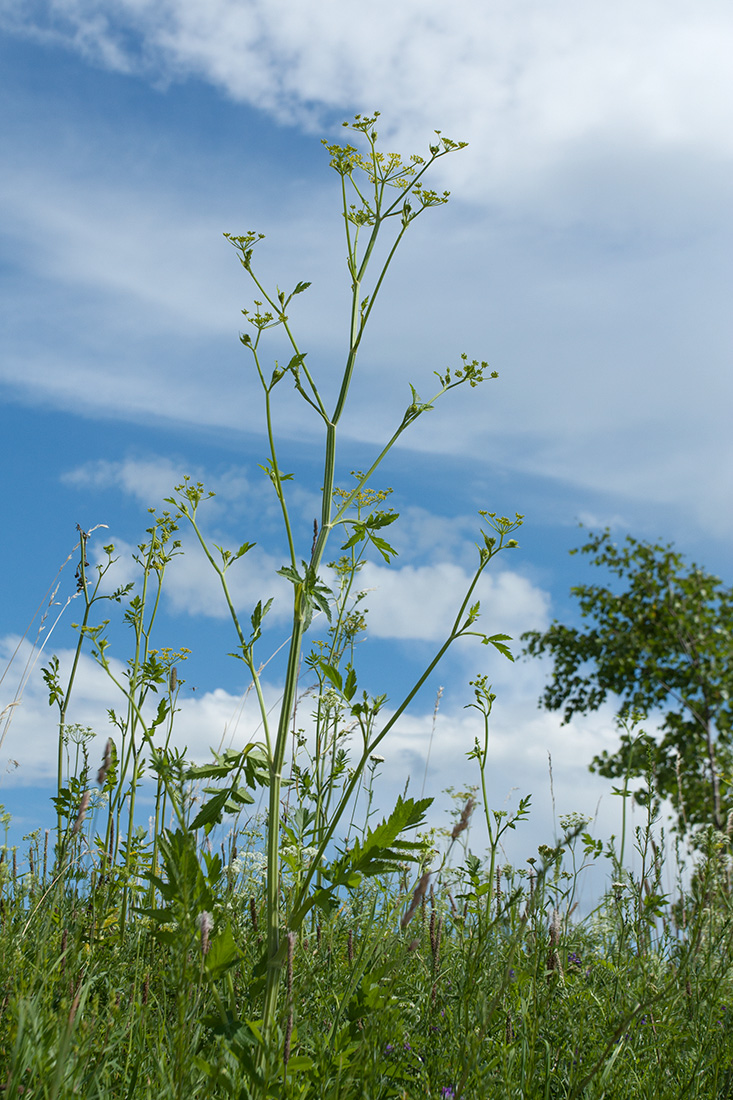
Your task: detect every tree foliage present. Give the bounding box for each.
[522,528,733,839]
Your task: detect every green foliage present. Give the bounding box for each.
[523,527,733,840]
[325,795,431,887]
[187,746,270,835]
[3,798,733,1098]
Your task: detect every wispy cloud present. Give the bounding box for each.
[357,560,549,645]
[62,457,201,508]
[3,0,733,543]
[5,0,732,199]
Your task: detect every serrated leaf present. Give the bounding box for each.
[250,598,273,635]
[370,535,397,563]
[190,786,252,833]
[324,795,432,886]
[341,525,366,551]
[277,564,303,585]
[204,923,241,979]
[344,666,357,701]
[286,352,307,372]
[318,661,342,692]
[187,745,267,781]
[234,541,256,560]
[366,511,399,530]
[305,577,333,627]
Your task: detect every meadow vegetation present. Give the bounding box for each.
[2,116,733,1098]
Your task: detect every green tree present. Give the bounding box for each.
[522,528,733,839]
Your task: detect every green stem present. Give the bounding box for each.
[261,609,306,1034]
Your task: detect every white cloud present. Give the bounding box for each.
[62,456,199,508]
[62,455,548,642]
[5,0,732,200]
[358,560,549,643]
[62,456,282,522]
[365,665,682,904]
[3,0,733,549]
[0,169,238,334]
[163,537,293,620]
[85,530,294,625]
[61,456,327,549]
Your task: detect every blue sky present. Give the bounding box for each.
[1,1,732,891]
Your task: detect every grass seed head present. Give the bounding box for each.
[96,739,112,786]
[401,869,431,929]
[72,791,91,835]
[451,798,476,840]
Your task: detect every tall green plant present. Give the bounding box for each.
[42,115,522,1080]
[167,114,521,1046]
[41,523,131,854]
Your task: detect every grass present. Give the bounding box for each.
[2,794,733,1097]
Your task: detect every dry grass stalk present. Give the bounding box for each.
[67,983,82,1029]
[72,791,91,836]
[429,910,442,969]
[451,797,476,841]
[429,909,438,957]
[401,870,431,929]
[197,911,213,956]
[96,739,112,786]
[547,907,564,982]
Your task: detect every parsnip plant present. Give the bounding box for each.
[175,113,521,1038]
[45,114,523,1083]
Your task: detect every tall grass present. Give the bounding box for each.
[2,115,733,1097]
[3,779,733,1097]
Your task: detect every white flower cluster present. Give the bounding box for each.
[229,850,267,886]
[280,844,318,863]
